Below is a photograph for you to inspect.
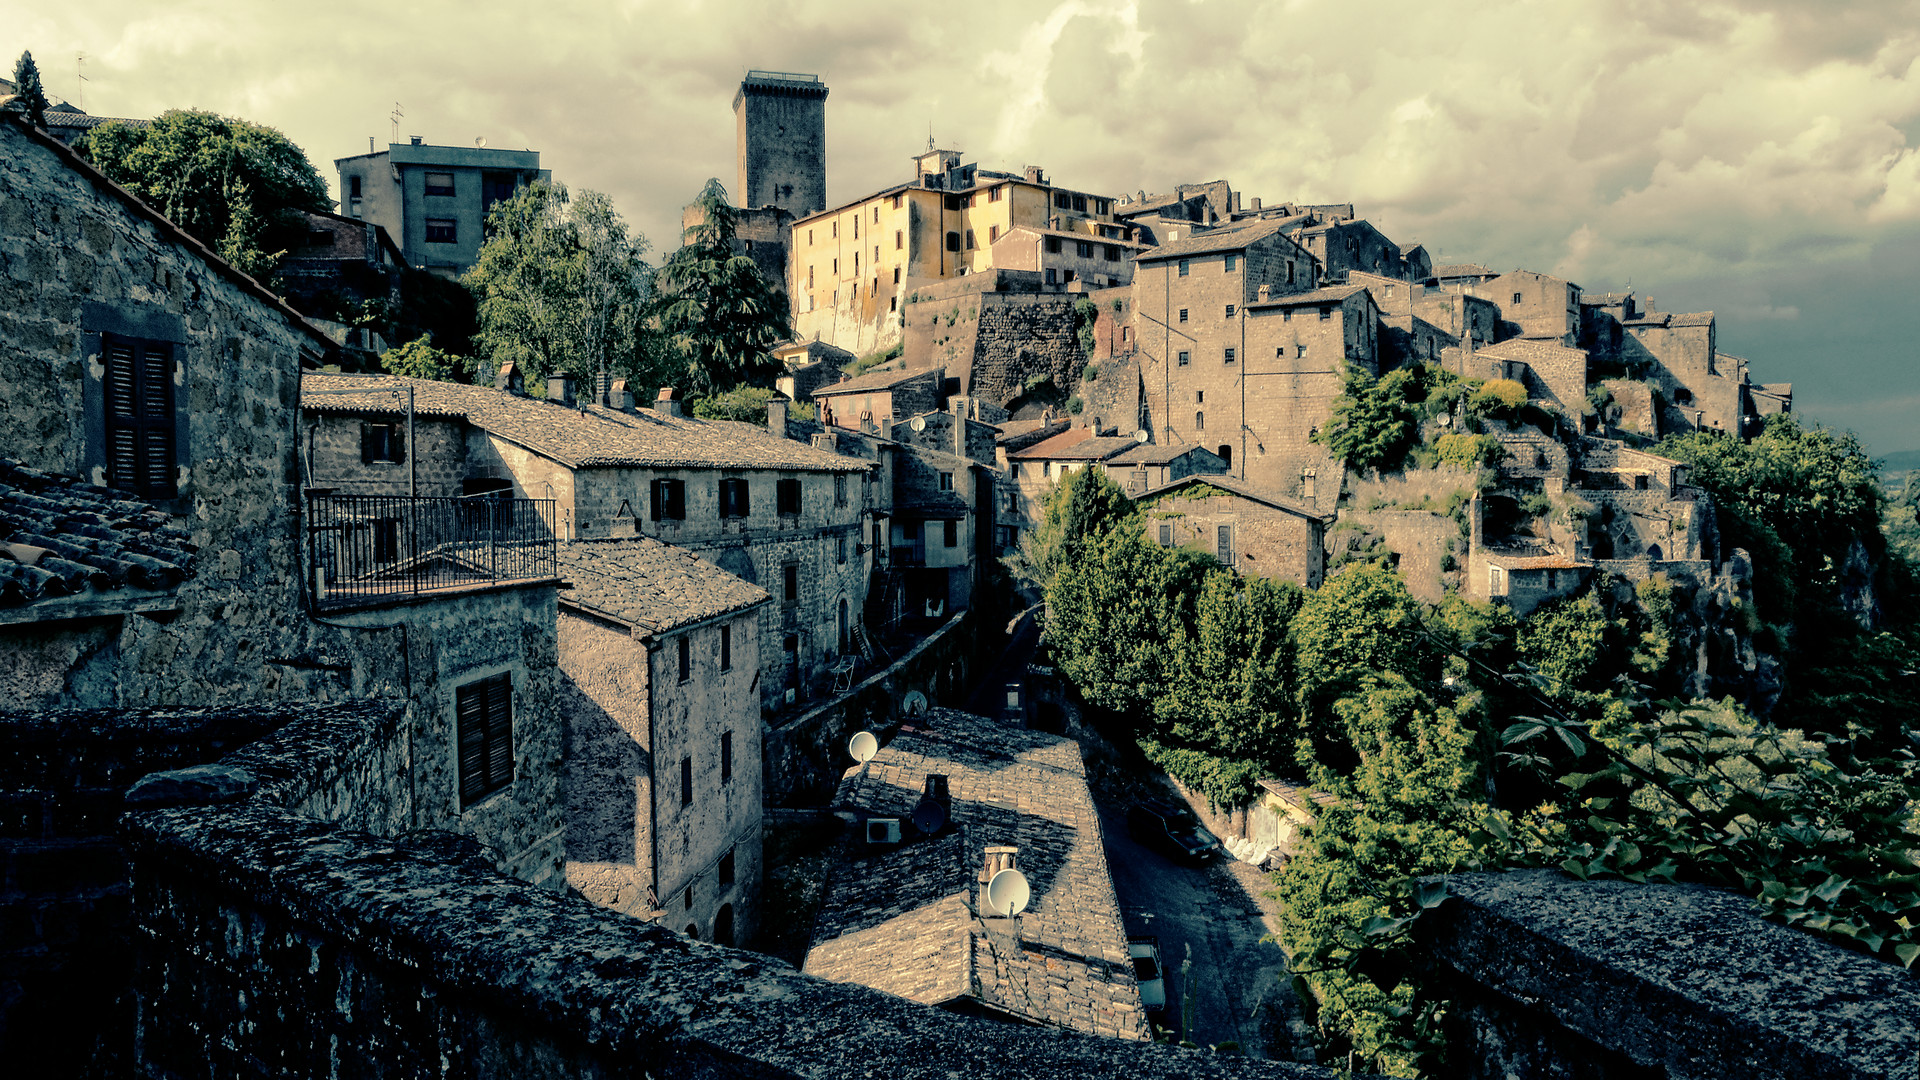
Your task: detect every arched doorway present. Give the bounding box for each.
[714,904,735,948]
[684,923,699,940]
[1217,444,1232,467]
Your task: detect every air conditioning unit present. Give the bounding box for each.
[865,818,902,844]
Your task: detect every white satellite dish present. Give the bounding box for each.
[909,415,927,432]
[1133,429,1150,443]
[902,690,929,716]
[985,868,1031,917]
[848,730,879,763]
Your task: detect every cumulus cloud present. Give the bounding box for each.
[6,0,1918,448]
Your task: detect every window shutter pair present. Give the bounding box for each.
[104,337,176,498]
[457,673,513,807]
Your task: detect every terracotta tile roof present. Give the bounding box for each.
[0,460,196,610]
[1006,427,1092,460]
[1134,218,1293,262]
[1477,338,1589,364]
[992,418,1069,449]
[1010,430,1139,463]
[1134,473,1328,520]
[1106,441,1211,465]
[554,538,768,634]
[1245,283,1370,309]
[810,365,943,397]
[301,373,867,473]
[806,709,1148,1040]
[1433,263,1497,279]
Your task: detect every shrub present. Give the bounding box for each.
[1066,395,1084,414]
[1468,378,1528,419]
[1083,363,1099,383]
[1433,432,1501,469]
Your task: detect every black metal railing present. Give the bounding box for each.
[306,493,557,610]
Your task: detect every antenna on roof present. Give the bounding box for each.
[389,102,404,145]
[75,53,87,111]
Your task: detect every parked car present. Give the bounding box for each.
[1126,799,1223,863]
[1128,936,1165,1013]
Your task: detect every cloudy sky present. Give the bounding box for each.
[9,0,1919,454]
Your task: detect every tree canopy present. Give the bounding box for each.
[652,180,789,398]
[463,181,664,393]
[10,50,49,129]
[1020,465,1137,584]
[79,109,332,279]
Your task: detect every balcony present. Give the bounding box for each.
[305,492,557,611]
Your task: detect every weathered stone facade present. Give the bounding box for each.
[1136,475,1328,588]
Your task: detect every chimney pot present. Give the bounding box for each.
[980,845,1019,883]
[767,396,789,440]
[608,378,635,411]
[655,387,683,418]
[1257,284,1272,302]
[547,372,575,405]
[409,135,423,146]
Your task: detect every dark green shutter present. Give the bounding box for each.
[105,337,175,498]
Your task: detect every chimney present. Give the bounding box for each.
[1251,197,1262,212]
[608,378,634,411]
[498,362,525,396]
[548,372,574,405]
[811,433,836,454]
[655,387,683,418]
[1257,284,1272,302]
[595,371,612,406]
[767,396,788,440]
[979,845,1018,883]
[1024,165,1044,183]
[409,135,423,146]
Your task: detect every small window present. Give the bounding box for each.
[1297,343,1308,357]
[939,471,953,491]
[808,265,815,288]
[783,563,799,605]
[1045,268,1057,285]
[894,229,904,250]
[946,231,961,252]
[720,624,732,671]
[1224,347,1236,364]
[873,206,881,223]
[1224,254,1238,272]
[1177,350,1190,366]
[1054,192,1071,210]
[1513,292,1524,305]
[1076,241,1093,258]
[944,519,959,547]
[837,534,847,564]
[945,195,963,211]
[832,221,838,238]
[677,636,691,682]
[891,194,902,210]
[1195,411,1205,430]
[721,730,733,784]
[424,219,457,244]
[1178,259,1190,276]
[1225,304,1236,319]
[361,422,404,465]
[989,225,1000,243]
[455,673,513,809]
[719,477,750,518]
[834,473,848,506]
[719,848,736,886]
[777,477,801,516]
[965,230,975,250]
[1319,306,1332,320]
[1158,523,1172,546]
[424,172,455,197]
[1217,444,1232,467]
[990,186,1003,203]
[1217,524,1233,562]
[1196,390,1205,403]
[1103,244,1120,261]
[681,756,693,807]
[1045,236,1062,255]
[892,266,901,284]
[349,175,362,198]
[1178,308,1189,323]
[1072,194,1087,213]
[651,477,686,521]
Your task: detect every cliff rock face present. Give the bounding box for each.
[1696,550,1785,713]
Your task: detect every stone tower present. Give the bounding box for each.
[733,70,828,215]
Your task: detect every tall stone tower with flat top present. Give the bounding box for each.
[733,71,828,215]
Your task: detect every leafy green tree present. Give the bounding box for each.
[1291,563,1437,764]
[652,180,789,397]
[1317,366,1426,474]
[79,109,331,279]
[1154,573,1305,768]
[1022,466,1138,585]
[379,333,461,382]
[1516,593,1619,699]
[10,50,48,129]
[1045,523,1214,718]
[464,181,663,393]
[1275,674,1491,1075]
[691,385,814,424]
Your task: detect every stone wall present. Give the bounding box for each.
[1138,486,1326,588]
[305,411,469,496]
[1417,870,1918,1080]
[965,293,1088,411]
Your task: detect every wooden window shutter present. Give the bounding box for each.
[361,423,376,465]
[650,479,664,521]
[457,673,513,807]
[105,337,176,497]
[484,674,513,797]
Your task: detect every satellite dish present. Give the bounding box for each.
[902,690,929,716]
[909,415,927,432]
[985,868,1031,917]
[1133,429,1150,443]
[848,731,879,763]
[911,797,949,836]
[475,136,487,147]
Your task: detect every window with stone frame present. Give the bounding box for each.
[1195,411,1205,430]
[651,477,686,520]
[1178,259,1190,276]
[102,335,178,499]
[424,219,457,244]
[776,477,802,516]
[782,563,799,605]
[1225,304,1236,319]
[1045,236,1062,254]
[1224,347,1236,365]
[834,473,848,507]
[719,477,750,518]
[1216,524,1233,562]
[1158,522,1171,546]
[455,672,513,809]
[1178,308,1188,323]
[938,471,953,491]
[1224,254,1238,272]
[360,423,404,465]
[946,231,961,252]
[1177,350,1190,366]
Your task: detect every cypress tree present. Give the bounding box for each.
[10,50,48,129]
